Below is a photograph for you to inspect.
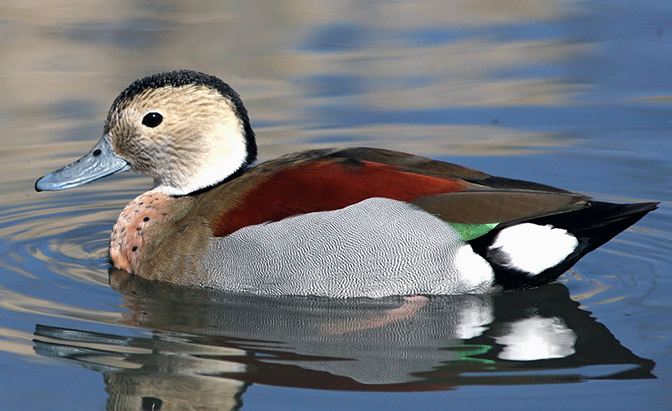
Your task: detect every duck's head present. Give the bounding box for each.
[36,70,257,196]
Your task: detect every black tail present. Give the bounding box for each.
[531,201,658,252]
[471,201,658,290]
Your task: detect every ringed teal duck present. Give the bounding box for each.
[35,70,657,298]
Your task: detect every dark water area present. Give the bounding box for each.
[1,1,671,410]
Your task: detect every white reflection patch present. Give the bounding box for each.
[455,297,494,340]
[495,316,577,361]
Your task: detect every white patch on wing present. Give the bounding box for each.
[455,245,494,290]
[489,223,578,276]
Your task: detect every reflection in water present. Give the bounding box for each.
[495,315,577,361]
[33,273,654,410]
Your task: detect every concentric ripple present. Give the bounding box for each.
[0,177,150,337]
[1,193,121,284]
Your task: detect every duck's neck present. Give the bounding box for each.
[109,188,176,273]
[156,139,250,195]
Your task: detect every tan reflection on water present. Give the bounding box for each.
[0,286,124,359]
[0,287,122,323]
[1,0,581,159]
[0,326,40,358]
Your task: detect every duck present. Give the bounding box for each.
[35,70,657,298]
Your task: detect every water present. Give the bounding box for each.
[1,0,672,410]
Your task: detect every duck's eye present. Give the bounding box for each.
[142,112,163,128]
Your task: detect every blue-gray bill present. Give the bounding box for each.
[35,135,130,192]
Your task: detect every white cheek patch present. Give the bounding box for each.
[488,223,578,276]
[156,120,248,196]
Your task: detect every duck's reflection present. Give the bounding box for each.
[33,269,654,410]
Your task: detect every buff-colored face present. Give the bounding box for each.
[105,84,249,195]
[36,79,252,196]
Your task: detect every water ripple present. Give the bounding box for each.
[0,184,143,330]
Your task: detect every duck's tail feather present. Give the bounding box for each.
[534,201,658,251]
[469,201,658,290]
